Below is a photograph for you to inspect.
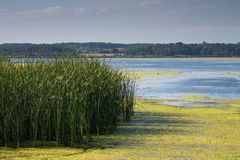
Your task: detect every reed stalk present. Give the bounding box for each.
[0,58,135,147]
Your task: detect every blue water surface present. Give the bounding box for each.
[109,59,240,107]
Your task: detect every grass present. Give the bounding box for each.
[1,99,240,159]
[0,58,135,147]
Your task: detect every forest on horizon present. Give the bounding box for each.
[0,42,240,58]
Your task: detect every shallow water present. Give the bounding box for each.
[110,59,240,107]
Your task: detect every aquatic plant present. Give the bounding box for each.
[0,58,135,147]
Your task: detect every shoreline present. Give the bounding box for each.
[103,57,240,61]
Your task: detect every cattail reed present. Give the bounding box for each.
[0,58,135,147]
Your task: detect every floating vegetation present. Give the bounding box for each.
[1,99,240,159]
[128,71,181,77]
[0,58,135,147]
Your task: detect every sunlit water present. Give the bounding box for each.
[109,59,240,108]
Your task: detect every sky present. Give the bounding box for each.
[0,0,240,44]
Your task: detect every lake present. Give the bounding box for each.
[11,58,240,108]
[109,59,240,108]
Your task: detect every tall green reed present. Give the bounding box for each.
[0,58,135,147]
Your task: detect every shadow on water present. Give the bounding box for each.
[97,110,200,148]
[116,112,195,135]
[0,110,202,159]
[1,108,200,159]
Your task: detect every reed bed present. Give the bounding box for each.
[0,58,135,147]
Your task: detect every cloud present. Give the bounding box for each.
[168,3,230,17]
[140,0,163,7]
[177,27,217,33]
[0,5,112,20]
[177,26,240,33]
[0,6,62,19]
[42,6,62,16]
[67,7,86,16]
[232,26,240,32]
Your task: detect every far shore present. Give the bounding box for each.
[102,57,240,61]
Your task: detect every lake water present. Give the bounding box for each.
[109,59,240,108]
[11,58,240,107]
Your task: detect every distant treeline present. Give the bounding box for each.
[0,42,240,57]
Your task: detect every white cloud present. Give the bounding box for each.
[67,7,86,16]
[169,5,229,16]
[0,5,112,19]
[177,27,217,33]
[0,6,62,19]
[177,26,240,33]
[42,6,61,16]
[140,0,163,7]
[232,26,240,32]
